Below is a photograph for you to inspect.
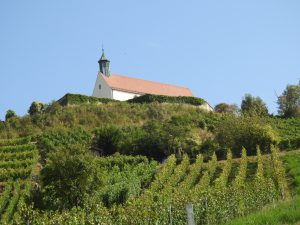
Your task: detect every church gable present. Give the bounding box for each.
[92,72,112,98]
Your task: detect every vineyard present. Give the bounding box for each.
[15,146,293,225]
[110,147,289,224]
[0,137,38,225]
[0,133,296,224]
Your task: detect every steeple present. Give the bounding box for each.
[98,48,110,77]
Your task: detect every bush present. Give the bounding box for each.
[28,102,45,116]
[44,101,62,115]
[214,103,238,114]
[94,125,123,155]
[93,124,165,159]
[216,116,280,156]
[5,109,17,121]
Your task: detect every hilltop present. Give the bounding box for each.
[0,94,299,224]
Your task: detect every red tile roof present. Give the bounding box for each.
[101,73,193,97]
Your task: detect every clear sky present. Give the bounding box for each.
[0,1,299,120]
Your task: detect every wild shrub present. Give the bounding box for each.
[216,116,280,156]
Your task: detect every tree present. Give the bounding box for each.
[241,94,268,116]
[5,109,17,121]
[214,103,238,114]
[40,145,98,210]
[277,82,300,118]
[28,101,45,116]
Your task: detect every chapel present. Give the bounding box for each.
[92,50,194,101]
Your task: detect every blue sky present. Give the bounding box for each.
[0,1,299,120]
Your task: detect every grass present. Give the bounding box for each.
[224,151,300,225]
[284,152,300,195]
[224,197,300,225]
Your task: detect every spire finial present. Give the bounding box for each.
[102,43,104,54]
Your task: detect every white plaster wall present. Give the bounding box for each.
[199,102,214,111]
[92,74,113,98]
[112,90,141,101]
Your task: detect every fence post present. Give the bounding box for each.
[186,203,195,225]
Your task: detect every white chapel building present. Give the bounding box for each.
[92,51,194,101]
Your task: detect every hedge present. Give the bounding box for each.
[58,93,119,106]
[127,94,206,106]
[57,93,207,107]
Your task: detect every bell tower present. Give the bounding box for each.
[98,48,110,77]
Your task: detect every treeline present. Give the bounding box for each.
[31,116,298,164]
[214,80,300,118]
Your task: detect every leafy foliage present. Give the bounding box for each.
[277,81,300,118]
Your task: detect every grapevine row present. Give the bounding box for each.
[1,181,21,224]
[214,150,232,187]
[148,154,177,192]
[270,145,291,200]
[0,144,36,154]
[0,137,31,147]
[0,151,38,162]
[0,183,12,215]
[178,154,203,192]
[0,159,36,169]
[0,168,33,181]
[161,154,190,191]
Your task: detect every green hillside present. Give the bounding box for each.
[0,97,299,224]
